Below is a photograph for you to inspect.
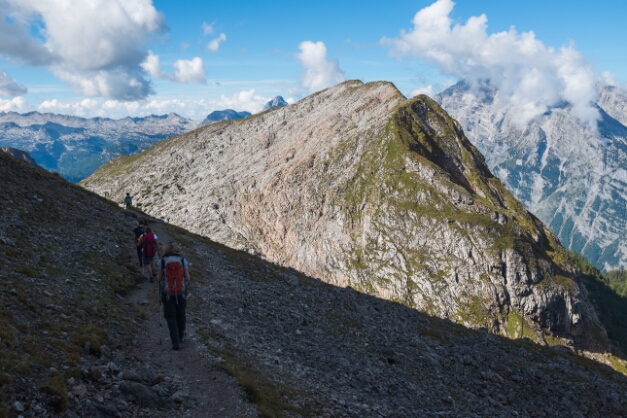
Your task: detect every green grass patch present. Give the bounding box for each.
[505,310,538,341]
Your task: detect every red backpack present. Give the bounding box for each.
[161,255,187,297]
[142,234,157,257]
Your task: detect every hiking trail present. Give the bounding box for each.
[126,211,258,418]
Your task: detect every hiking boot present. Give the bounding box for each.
[172,344,180,350]
[150,277,154,283]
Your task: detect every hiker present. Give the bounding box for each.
[124,193,132,209]
[137,226,159,281]
[133,219,145,267]
[158,241,190,350]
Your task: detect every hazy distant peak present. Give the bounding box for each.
[197,109,252,128]
[263,96,288,111]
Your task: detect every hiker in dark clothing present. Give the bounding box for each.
[133,219,145,267]
[124,193,132,209]
[157,241,190,350]
[137,226,158,281]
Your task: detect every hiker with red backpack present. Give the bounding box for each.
[157,241,190,350]
[137,226,159,282]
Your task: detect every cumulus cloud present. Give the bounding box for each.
[173,57,207,84]
[140,51,163,79]
[0,96,27,112]
[141,52,207,84]
[28,89,271,119]
[0,0,168,100]
[381,0,600,128]
[411,86,435,97]
[208,33,227,52]
[296,41,345,94]
[38,98,100,116]
[0,70,27,97]
[203,89,270,114]
[55,68,154,101]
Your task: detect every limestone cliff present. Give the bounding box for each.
[83,80,607,348]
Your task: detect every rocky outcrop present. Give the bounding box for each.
[84,80,607,348]
[436,81,627,272]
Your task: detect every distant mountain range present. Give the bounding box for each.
[437,81,627,271]
[197,96,289,128]
[0,111,196,182]
[0,96,291,183]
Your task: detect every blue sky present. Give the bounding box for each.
[0,0,626,120]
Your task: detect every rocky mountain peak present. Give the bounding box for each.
[197,109,252,128]
[84,80,611,351]
[263,95,288,111]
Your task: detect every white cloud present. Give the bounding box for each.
[410,79,455,99]
[1,0,167,100]
[381,0,601,128]
[0,96,27,111]
[27,89,272,119]
[208,33,227,52]
[55,68,153,101]
[0,70,27,97]
[296,41,345,94]
[38,99,70,112]
[205,89,269,114]
[141,52,207,84]
[202,22,214,35]
[38,97,109,116]
[173,57,207,84]
[410,86,435,97]
[140,51,163,78]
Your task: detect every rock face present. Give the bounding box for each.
[262,95,288,111]
[0,111,196,182]
[84,80,607,347]
[436,81,627,271]
[1,146,37,165]
[197,109,252,128]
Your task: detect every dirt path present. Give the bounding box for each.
[127,214,258,418]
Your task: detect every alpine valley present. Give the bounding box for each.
[84,80,620,356]
[436,82,627,272]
